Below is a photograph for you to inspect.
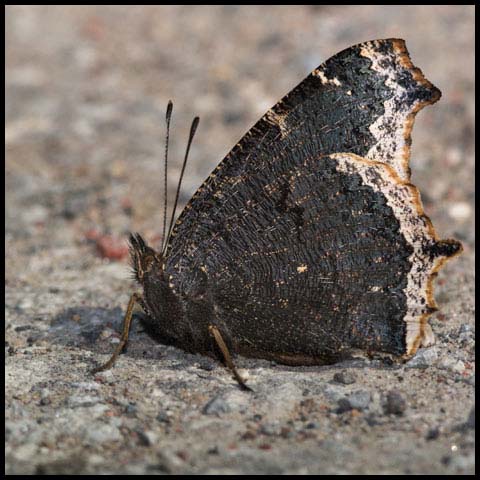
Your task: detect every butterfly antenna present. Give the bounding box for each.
[160,100,173,253]
[163,115,200,255]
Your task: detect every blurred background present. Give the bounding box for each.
[5,5,474,254]
[5,6,475,475]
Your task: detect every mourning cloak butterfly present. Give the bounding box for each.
[93,38,462,390]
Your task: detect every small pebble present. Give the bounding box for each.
[95,235,129,260]
[203,395,231,415]
[17,297,34,311]
[425,426,440,440]
[406,348,438,368]
[321,384,345,402]
[384,390,406,415]
[85,423,122,443]
[458,325,474,345]
[365,412,381,427]
[333,371,356,385]
[241,430,257,440]
[456,374,475,386]
[260,422,281,436]
[336,391,371,413]
[125,403,137,415]
[336,398,353,414]
[196,357,217,371]
[458,324,472,334]
[137,430,158,446]
[438,357,465,373]
[14,325,33,332]
[156,411,171,423]
[348,390,371,411]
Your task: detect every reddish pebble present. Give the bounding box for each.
[96,235,129,260]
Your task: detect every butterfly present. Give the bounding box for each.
[93,38,462,390]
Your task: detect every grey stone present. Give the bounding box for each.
[322,384,345,402]
[260,422,281,436]
[333,371,356,385]
[156,411,171,423]
[384,390,407,415]
[195,357,217,371]
[348,390,371,410]
[336,391,371,413]
[336,397,353,413]
[84,423,122,443]
[406,348,438,368]
[125,403,137,415]
[137,430,159,446]
[425,426,440,440]
[458,324,472,334]
[438,357,465,373]
[202,395,231,415]
[17,296,35,311]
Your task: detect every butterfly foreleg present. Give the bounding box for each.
[91,292,143,374]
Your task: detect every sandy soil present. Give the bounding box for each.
[5,5,475,474]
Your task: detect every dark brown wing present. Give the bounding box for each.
[163,39,458,360]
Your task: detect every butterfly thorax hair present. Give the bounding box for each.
[129,233,214,355]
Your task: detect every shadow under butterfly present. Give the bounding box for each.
[92,38,462,390]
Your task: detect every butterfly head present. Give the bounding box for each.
[129,232,164,285]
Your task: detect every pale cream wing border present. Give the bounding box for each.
[360,39,441,181]
[329,152,462,356]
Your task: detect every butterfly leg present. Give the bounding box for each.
[208,325,252,392]
[91,292,143,374]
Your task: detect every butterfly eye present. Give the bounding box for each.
[143,255,155,271]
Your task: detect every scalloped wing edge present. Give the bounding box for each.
[358,38,441,180]
[328,152,462,357]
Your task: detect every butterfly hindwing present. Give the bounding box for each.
[165,146,460,360]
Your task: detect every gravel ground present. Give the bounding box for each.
[5,5,475,475]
